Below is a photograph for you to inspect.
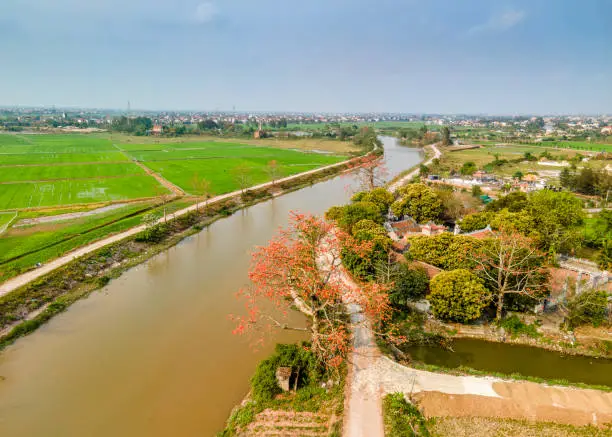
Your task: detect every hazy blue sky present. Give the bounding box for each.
[1,0,611,113]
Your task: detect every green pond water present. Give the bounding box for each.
[404,338,612,387]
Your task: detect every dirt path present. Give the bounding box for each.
[318,241,385,437]
[112,144,185,196]
[14,203,130,227]
[388,143,441,192]
[132,160,185,196]
[0,157,354,296]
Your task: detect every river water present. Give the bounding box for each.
[0,137,422,436]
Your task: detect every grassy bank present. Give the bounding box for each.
[218,344,345,437]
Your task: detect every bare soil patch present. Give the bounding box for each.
[431,416,612,437]
[414,380,612,428]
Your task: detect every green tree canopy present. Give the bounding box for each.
[429,269,490,323]
[352,188,395,215]
[387,264,430,310]
[391,183,443,223]
[460,161,478,176]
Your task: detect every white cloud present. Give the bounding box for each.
[195,2,218,23]
[468,9,526,35]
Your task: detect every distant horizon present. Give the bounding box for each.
[1,104,610,118]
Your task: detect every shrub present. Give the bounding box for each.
[388,264,429,309]
[383,393,430,437]
[429,269,490,323]
[250,343,322,403]
[565,290,609,329]
[498,315,540,338]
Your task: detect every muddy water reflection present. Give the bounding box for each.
[0,138,422,436]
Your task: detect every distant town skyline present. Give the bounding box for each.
[1,0,611,114]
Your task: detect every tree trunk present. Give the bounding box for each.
[496,292,504,321]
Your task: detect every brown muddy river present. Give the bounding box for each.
[0,138,422,436]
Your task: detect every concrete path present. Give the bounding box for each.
[0,157,355,297]
[388,143,441,192]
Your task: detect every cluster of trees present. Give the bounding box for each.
[352,127,382,152]
[459,190,585,256]
[585,210,612,270]
[390,183,479,223]
[110,116,153,135]
[560,166,611,197]
[327,188,431,309]
[396,125,438,146]
[407,230,550,322]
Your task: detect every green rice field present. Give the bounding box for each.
[0,163,144,183]
[0,133,344,210]
[0,132,348,282]
[0,176,165,210]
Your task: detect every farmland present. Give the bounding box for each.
[0,132,349,282]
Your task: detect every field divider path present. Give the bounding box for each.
[0,156,355,296]
[113,144,185,196]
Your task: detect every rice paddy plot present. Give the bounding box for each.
[125,142,332,162]
[0,151,128,166]
[144,154,343,194]
[0,175,167,210]
[0,163,145,183]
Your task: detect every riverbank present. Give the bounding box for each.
[386,143,441,192]
[425,317,612,359]
[0,159,357,350]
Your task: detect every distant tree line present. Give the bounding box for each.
[559,166,611,197]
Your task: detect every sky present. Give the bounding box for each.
[1,0,611,114]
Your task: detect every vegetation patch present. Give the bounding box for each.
[383,393,431,437]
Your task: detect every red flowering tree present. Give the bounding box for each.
[233,212,393,368]
[347,154,389,191]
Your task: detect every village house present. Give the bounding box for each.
[151,124,163,136]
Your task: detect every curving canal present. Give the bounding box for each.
[0,137,422,436]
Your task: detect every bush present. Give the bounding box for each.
[389,264,429,310]
[565,290,609,329]
[498,315,540,338]
[429,269,490,323]
[383,393,430,437]
[250,343,322,403]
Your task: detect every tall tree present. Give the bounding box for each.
[190,173,212,212]
[441,126,451,146]
[232,213,391,368]
[265,159,281,185]
[347,155,389,191]
[232,164,253,195]
[471,231,548,320]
